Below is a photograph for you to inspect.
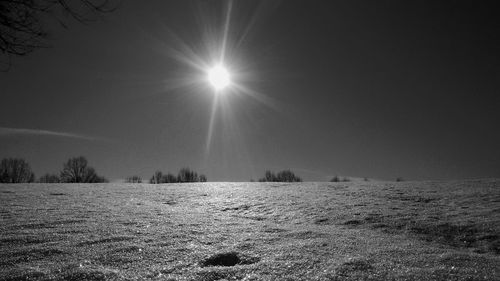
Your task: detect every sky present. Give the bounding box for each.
[1,0,499,182]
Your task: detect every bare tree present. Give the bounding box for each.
[259,170,276,182]
[259,170,302,182]
[0,158,35,183]
[199,174,207,182]
[59,156,106,183]
[0,0,116,69]
[149,168,207,184]
[161,173,177,183]
[149,170,162,184]
[177,167,198,183]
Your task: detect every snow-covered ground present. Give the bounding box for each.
[1,180,499,280]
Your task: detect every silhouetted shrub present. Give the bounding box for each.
[331,176,350,182]
[59,156,107,183]
[259,170,302,182]
[0,158,35,183]
[38,173,60,183]
[199,174,207,182]
[177,167,198,183]
[161,173,177,183]
[149,168,207,183]
[125,176,142,183]
[259,170,276,182]
[396,177,404,182]
[150,171,163,184]
[276,170,302,182]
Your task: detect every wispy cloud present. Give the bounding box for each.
[0,127,109,142]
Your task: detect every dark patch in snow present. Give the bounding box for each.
[201,252,241,267]
[243,216,265,221]
[121,221,139,226]
[49,193,66,196]
[222,204,250,212]
[314,217,330,224]
[200,252,259,267]
[363,213,383,223]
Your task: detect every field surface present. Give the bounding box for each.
[1,180,499,280]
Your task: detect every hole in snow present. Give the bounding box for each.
[200,252,259,267]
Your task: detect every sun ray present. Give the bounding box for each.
[220,0,233,63]
[163,30,210,72]
[205,93,219,154]
[231,83,281,112]
[234,1,280,49]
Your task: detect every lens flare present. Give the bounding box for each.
[156,0,280,157]
[208,65,230,90]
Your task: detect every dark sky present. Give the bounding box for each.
[1,0,499,181]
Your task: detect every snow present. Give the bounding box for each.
[1,180,499,280]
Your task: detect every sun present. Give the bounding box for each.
[208,65,230,91]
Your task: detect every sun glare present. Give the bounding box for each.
[162,1,271,153]
[208,65,230,91]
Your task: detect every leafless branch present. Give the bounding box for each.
[0,0,118,69]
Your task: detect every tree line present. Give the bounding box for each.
[0,156,106,183]
[257,170,302,182]
[147,168,207,184]
[1,157,397,183]
[0,157,209,184]
[0,158,303,184]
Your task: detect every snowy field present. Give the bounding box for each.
[1,180,499,280]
